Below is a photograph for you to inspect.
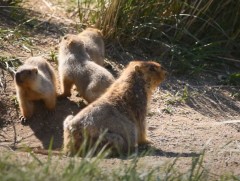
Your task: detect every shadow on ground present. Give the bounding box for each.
[24,98,84,149]
[0,6,70,38]
[137,145,200,158]
[0,101,8,128]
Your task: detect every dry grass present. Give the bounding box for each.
[76,0,240,73]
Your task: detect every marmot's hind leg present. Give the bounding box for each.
[84,89,99,103]
[63,115,80,156]
[102,132,134,155]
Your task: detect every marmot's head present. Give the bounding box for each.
[85,27,103,37]
[60,34,88,57]
[130,61,167,89]
[15,66,38,87]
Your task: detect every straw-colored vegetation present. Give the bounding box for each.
[78,0,240,74]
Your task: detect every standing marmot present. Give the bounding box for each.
[58,34,114,103]
[63,61,167,155]
[78,27,105,66]
[15,56,57,122]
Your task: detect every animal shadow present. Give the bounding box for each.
[26,98,85,149]
[107,145,200,160]
[137,144,200,158]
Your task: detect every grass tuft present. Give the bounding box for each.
[75,0,240,73]
[0,145,238,180]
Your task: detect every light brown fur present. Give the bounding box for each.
[78,27,105,66]
[63,61,167,156]
[15,56,57,120]
[58,34,114,103]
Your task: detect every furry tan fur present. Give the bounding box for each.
[78,27,105,66]
[58,34,114,103]
[15,56,57,121]
[63,61,167,155]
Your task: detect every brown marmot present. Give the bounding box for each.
[63,61,167,156]
[15,56,57,122]
[78,27,105,66]
[58,34,114,103]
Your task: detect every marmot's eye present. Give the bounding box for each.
[63,36,68,40]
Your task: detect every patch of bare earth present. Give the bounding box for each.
[0,0,240,179]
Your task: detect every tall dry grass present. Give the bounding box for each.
[78,0,240,72]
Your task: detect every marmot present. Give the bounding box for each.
[58,34,114,103]
[63,61,167,156]
[15,56,57,122]
[78,27,105,66]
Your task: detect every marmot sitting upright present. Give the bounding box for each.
[63,61,167,156]
[58,34,114,103]
[15,56,57,122]
[78,27,105,66]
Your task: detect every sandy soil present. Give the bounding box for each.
[0,0,240,178]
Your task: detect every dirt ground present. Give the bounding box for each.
[0,0,240,178]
